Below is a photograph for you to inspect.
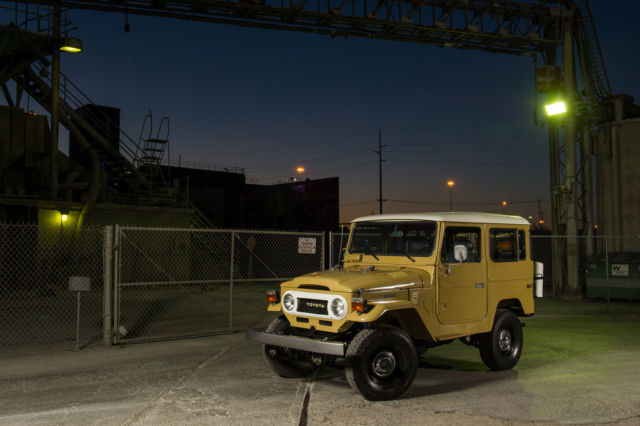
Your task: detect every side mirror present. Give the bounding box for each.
[453,244,468,263]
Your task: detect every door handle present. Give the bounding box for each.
[475,283,485,288]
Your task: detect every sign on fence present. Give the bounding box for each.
[298,237,317,254]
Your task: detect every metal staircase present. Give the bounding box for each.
[572,0,612,102]
[11,57,178,203]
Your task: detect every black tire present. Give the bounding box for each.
[263,316,318,378]
[479,309,523,371]
[345,325,418,401]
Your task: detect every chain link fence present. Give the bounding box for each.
[328,228,349,268]
[114,227,325,343]
[2,222,638,355]
[0,224,105,357]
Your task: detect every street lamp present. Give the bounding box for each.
[296,166,304,181]
[501,200,507,214]
[60,37,83,53]
[447,180,455,212]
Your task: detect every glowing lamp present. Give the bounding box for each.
[544,101,567,116]
[60,37,83,53]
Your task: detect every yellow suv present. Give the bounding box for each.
[247,212,543,400]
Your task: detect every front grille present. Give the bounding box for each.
[297,298,328,315]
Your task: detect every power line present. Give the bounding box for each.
[387,159,547,165]
[388,134,546,148]
[246,148,374,172]
[385,145,547,154]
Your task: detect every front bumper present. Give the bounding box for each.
[245,329,346,356]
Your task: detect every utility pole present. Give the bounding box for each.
[50,3,61,200]
[563,16,579,296]
[375,129,386,214]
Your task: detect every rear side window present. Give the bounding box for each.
[490,229,518,262]
[518,230,527,260]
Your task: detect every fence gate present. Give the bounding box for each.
[113,226,324,343]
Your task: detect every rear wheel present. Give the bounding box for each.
[479,309,523,370]
[263,316,318,378]
[345,325,418,401]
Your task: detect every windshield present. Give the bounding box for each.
[349,221,437,257]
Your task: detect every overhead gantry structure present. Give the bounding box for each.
[0,0,614,296]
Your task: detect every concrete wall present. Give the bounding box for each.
[595,116,640,251]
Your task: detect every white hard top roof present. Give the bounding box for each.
[351,212,530,225]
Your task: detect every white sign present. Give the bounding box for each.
[298,238,317,254]
[611,264,629,277]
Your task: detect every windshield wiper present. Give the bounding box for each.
[363,241,379,261]
[403,250,415,262]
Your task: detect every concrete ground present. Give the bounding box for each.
[1,299,639,425]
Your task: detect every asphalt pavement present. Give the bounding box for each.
[1,299,639,425]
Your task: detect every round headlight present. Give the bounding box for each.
[283,293,295,312]
[331,298,346,318]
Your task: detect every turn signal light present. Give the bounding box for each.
[266,290,279,304]
[352,297,366,313]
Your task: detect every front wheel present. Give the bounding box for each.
[263,316,318,378]
[345,325,418,401]
[479,309,523,370]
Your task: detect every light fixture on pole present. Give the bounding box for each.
[544,100,567,116]
[446,180,455,212]
[296,166,304,181]
[60,37,83,53]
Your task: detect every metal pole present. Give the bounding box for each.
[375,129,384,214]
[549,121,563,299]
[329,231,334,269]
[321,232,325,271]
[112,224,120,344]
[229,231,235,330]
[75,292,81,351]
[605,236,610,312]
[583,127,594,257]
[50,3,61,200]
[563,16,580,295]
[449,190,453,212]
[103,225,113,346]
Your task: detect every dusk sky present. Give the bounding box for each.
[5,1,640,223]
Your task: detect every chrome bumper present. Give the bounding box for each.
[245,329,346,356]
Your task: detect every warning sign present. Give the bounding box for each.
[298,238,317,254]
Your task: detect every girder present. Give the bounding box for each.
[7,0,570,55]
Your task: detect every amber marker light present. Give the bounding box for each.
[446,180,455,187]
[266,290,279,304]
[352,297,366,313]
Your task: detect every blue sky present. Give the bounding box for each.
[5,1,640,223]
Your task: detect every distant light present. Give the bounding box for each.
[539,219,544,225]
[545,101,567,116]
[60,37,83,53]
[61,214,68,222]
[296,167,305,174]
[594,224,599,230]
[447,180,455,187]
[501,201,507,206]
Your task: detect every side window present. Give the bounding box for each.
[518,230,527,260]
[442,227,481,263]
[490,229,517,262]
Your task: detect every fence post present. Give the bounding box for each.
[103,225,113,346]
[329,231,334,269]
[112,224,120,344]
[605,236,610,312]
[229,231,235,330]
[321,232,326,270]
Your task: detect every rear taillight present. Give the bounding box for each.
[266,290,279,304]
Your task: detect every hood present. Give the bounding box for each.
[283,265,428,293]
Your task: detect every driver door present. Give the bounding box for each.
[437,225,487,324]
